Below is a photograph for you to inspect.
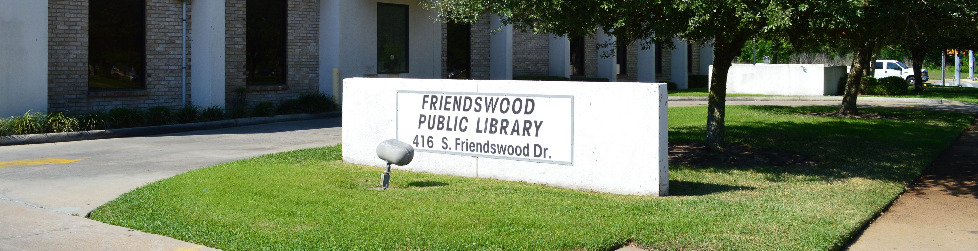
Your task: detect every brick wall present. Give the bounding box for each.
[617,41,639,82]
[48,0,191,113]
[225,0,319,109]
[470,18,490,80]
[512,30,549,77]
[584,36,598,78]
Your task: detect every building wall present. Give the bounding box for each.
[512,30,549,77]
[1,0,48,117]
[225,0,319,109]
[470,17,491,80]
[48,0,191,114]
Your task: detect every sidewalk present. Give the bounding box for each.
[847,120,978,250]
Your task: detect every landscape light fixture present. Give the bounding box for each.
[375,139,415,190]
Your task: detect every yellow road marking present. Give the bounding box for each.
[0,158,85,168]
[171,246,203,251]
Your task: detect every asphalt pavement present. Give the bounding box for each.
[0,118,342,250]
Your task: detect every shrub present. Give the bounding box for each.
[277,99,302,115]
[837,76,849,95]
[146,106,173,126]
[688,75,709,89]
[666,81,678,91]
[227,106,249,119]
[514,76,570,81]
[201,106,225,122]
[862,76,908,95]
[7,111,47,135]
[298,93,338,113]
[253,101,276,117]
[79,111,109,131]
[569,76,610,82]
[47,112,79,133]
[175,105,200,124]
[0,118,11,136]
[107,108,145,128]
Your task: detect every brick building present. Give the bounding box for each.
[2,1,711,117]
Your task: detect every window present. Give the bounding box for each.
[570,37,585,76]
[617,41,628,75]
[446,22,471,79]
[887,63,902,70]
[247,0,288,85]
[378,3,409,74]
[687,41,693,73]
[89,0,146,90]
[874,62,884,69]
[655,43,663,74]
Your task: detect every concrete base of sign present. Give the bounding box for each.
[709,64,846,96]
[343,78,668,196]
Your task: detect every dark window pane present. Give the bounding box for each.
[89,0,146,90]
[247,0,287,85]
[378,3,409,74]
[687,42,693,73]
[447,22,471,79]
[655,43,662,74]
[570,37,585,76]
[617,41,628,75]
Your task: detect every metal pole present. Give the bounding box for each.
[382,163,392,189]
[970,50,974,80]
[942,52,946,86]
[752,38,756,64]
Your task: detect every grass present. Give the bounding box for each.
[668,88,774,97]
[864,86,978,104]
[89,106,972,250]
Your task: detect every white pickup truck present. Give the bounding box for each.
[874,60,929,84]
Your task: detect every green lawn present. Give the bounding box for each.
[90,106,972,250]
[866,86,978,104]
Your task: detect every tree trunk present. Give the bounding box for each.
[706,39,747,152]
[839,43,875,115]
[911,47,926,92]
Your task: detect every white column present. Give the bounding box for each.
[955,52,961,86]
[699,41,715,77]
[595,29,617,82]
[548,35,571,78]
[190,0,226,108]
[637,41,656,83]
[0,0,48,117]
[489,15,513,80]
[969,50,974,80]
[670,37,689,89]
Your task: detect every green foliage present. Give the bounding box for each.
[146,106,173,126]
[107,108,146,128]
[862,76,908,95]
[175,105,200,124]
[46,113,79,133]
[6,111,47,135]
[252,101,276,117]
[80,111,110,131]
[0,119,10,136]
[688,75,708,89]
[91,107,971,250]
[297,93,338,114]
[200,106,226,122]
[227,107,249,119]
[276,99,302,115]
[665,81,678,91]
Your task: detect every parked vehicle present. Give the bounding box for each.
[874,60,929,84]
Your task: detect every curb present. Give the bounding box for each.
[667,96,972,106]
[0,112,342,147]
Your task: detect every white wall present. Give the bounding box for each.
[710,64,845,96]
[191,0,226,108]
[343,78,669,196]
[489,15,513,80]
[595,30,617,82]
[637,41,656,83]
[320,0,442,91]
[669,37,688,89]
[0,1,48,117]
[548,35,570,78]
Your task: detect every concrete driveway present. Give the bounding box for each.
[0,118,341,250]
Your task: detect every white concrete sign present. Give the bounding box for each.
[343,78,668,196]
[396,91,574,165]
[710,64,846,96]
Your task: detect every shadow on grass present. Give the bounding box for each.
[669,180,754,196]
[408,181,449,188]
[670,106,971,185]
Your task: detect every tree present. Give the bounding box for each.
[901,0,976,92]
[424,0,797,152]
